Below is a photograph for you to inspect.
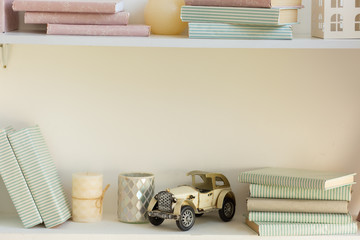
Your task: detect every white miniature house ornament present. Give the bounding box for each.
[312,0,360,38]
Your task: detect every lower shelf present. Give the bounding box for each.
[0,213,359,240]
[1,30,360,48]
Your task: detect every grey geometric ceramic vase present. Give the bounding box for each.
[117,173,154,223]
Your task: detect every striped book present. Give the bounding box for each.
[249,184,352,201]
[247,198,349,214]
[181,6,299,26]
[189,23,292,40]
[0,127,43,228]
[239,168,356,190]
[8,125,71,228]
[248,212,354,224]
[246,219,358,236]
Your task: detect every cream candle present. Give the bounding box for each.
[72,172,109,223]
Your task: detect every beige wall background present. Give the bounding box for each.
[0,45,359,219]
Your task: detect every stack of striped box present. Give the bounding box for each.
[0,125,71,228]
[11,0,150,36]
[180,0,303,40]
[239,168,358,236]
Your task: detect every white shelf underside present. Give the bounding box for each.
[0,213,359,240]
[1,31,360,49]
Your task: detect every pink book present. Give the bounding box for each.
[184,0,302,8]
[25,12,129,25]
[47,24,150,37]
[13,0,124,13]
[1,0,18,32]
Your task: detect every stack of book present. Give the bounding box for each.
[180,0,303,40]
[12,0,150,36]
[239,168,358,236]
[0,125,71,228]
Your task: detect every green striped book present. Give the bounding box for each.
[250,184,352,201]
[0,127,43,228]
[248,212,353,224]
[246,219,358,236]
[8,125,71,228]
[189,23,292,40]
[181,6,299,26]
[239,168,356,190]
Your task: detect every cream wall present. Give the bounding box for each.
[0,45,359,219]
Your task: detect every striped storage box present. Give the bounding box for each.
[8,125,71,228]
[0,127,43,228]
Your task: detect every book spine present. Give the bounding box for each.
[247,198,349,214]
[189,23,292,40]
[8,126,71,228]
[249,184,352,201]
[248,212,353,224]
[239,172,325,189]
[12,0,123,13]
[25,12,130,25]
[1,0,18,32]
[184,0,271,8]
[0,127,43,228]
[181,6,281,26]
[47,24,150,37]
[253,221,358,236]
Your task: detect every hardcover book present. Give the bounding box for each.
[188,23,292,40]
[8,125,71,228]
[12,0,124,13]
[1,0,18,32]
[247,198,349,214]
[239,167,356,190]
[181,6,299,26]
[0,127,43,228]
[249,184,352,201]
[25,11,130,25]
[184,0,302,8]
[248,212,353,224]
[47,24,151,36]
[246,219,358,236]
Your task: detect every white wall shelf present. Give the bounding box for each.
[0,213,359,240]
[1,31,360,49]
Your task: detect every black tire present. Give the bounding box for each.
[148,203,164,226]
[195,213,204,217]
[218,197,235,222]
[148,216,164,226]
[176,206,195,231]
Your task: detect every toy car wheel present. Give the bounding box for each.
[176,206,195,231]
[218,197,235,222]
[148,216,164,226]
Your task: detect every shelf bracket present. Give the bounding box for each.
[0,44,8,68]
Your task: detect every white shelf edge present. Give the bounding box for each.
[0,213,359,240]
[1,31,360,49]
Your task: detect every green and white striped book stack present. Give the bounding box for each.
[239,168,358,236]
[180,3,302,40]
[6,125,71,228]
[0,127,43,228]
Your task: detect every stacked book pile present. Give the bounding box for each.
[12,0,150,36]
[180,0,303,40]
[0,125,71,228]
[239,167,358,236]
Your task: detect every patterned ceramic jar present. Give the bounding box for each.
[117,173,154,223]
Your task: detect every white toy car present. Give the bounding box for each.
[147,171,236,231]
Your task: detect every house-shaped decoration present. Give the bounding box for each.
[312,0,360,38]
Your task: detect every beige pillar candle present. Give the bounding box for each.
[72,172,106,223]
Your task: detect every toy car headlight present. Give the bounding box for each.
[154,193,158,200]
[173,196,177,203]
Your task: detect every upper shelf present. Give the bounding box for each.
[1,30,360,49]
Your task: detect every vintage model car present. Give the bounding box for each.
[147,171,236,231]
